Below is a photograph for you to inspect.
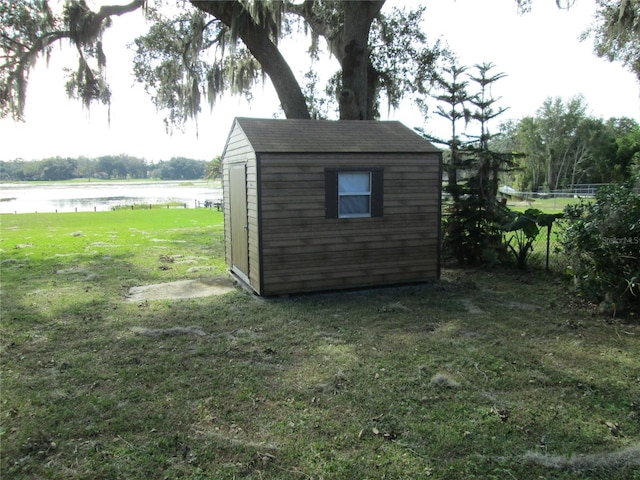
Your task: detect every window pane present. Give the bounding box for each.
[339,172,370,193]
[339,195,370,216]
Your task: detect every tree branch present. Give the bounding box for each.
[11,30,70,80]
[1,0,145,120]
[285,0,335,48]
[96,0,146,21]
[190,0,310,119]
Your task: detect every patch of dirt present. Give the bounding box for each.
[125,276,236,302]
[131,326,209,337]
[56,266,99,281]
[502,301,542,311]
[186,266,216,274]
[151,238,187,243]
[378,301,411,313]
[461,298,484,314]
[522,444,640,471]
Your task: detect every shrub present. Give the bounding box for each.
[561,184,640,315]
[443,197,508,266]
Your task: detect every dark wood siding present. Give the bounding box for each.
[257,152,441,295]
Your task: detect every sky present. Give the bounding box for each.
[0,0,638,162]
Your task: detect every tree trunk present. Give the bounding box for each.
[190,0,310,119]
[192,0,384,120]
[286,0,384,120]
[338,1,384,120]
[546,151,554,191]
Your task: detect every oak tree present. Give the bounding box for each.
[1,0,444,123]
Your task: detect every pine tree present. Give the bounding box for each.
[427,62,517,265]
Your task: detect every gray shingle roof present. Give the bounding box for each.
[233,117,440,153]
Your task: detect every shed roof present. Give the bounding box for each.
[231,117,440,154]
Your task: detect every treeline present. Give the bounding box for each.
[500,96,640,191]
[0,155,211,181]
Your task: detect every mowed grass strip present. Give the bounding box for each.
[507,196,586,214]
[1,210,639,479]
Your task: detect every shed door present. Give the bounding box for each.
[229,164,249,276]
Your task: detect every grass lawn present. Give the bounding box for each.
[507,196,587,214]
[1,210,639,479]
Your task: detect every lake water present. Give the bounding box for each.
[0,181,223,214]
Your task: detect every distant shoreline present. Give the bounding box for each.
[0,178,220,186]
[0,180,223,214]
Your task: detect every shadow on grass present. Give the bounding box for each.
[2,266,639,479]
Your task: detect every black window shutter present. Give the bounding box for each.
[371,168,384,217]
[325,169,338,218]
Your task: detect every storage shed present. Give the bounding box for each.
[221,117,442,296]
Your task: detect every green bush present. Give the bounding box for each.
[561,184,640,315]
[443,198,508,266]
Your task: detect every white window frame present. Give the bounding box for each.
[338,171,372,218]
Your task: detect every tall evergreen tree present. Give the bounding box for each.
[467,63,511,202]
[418,64,471,202]
[426,62,514,265]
